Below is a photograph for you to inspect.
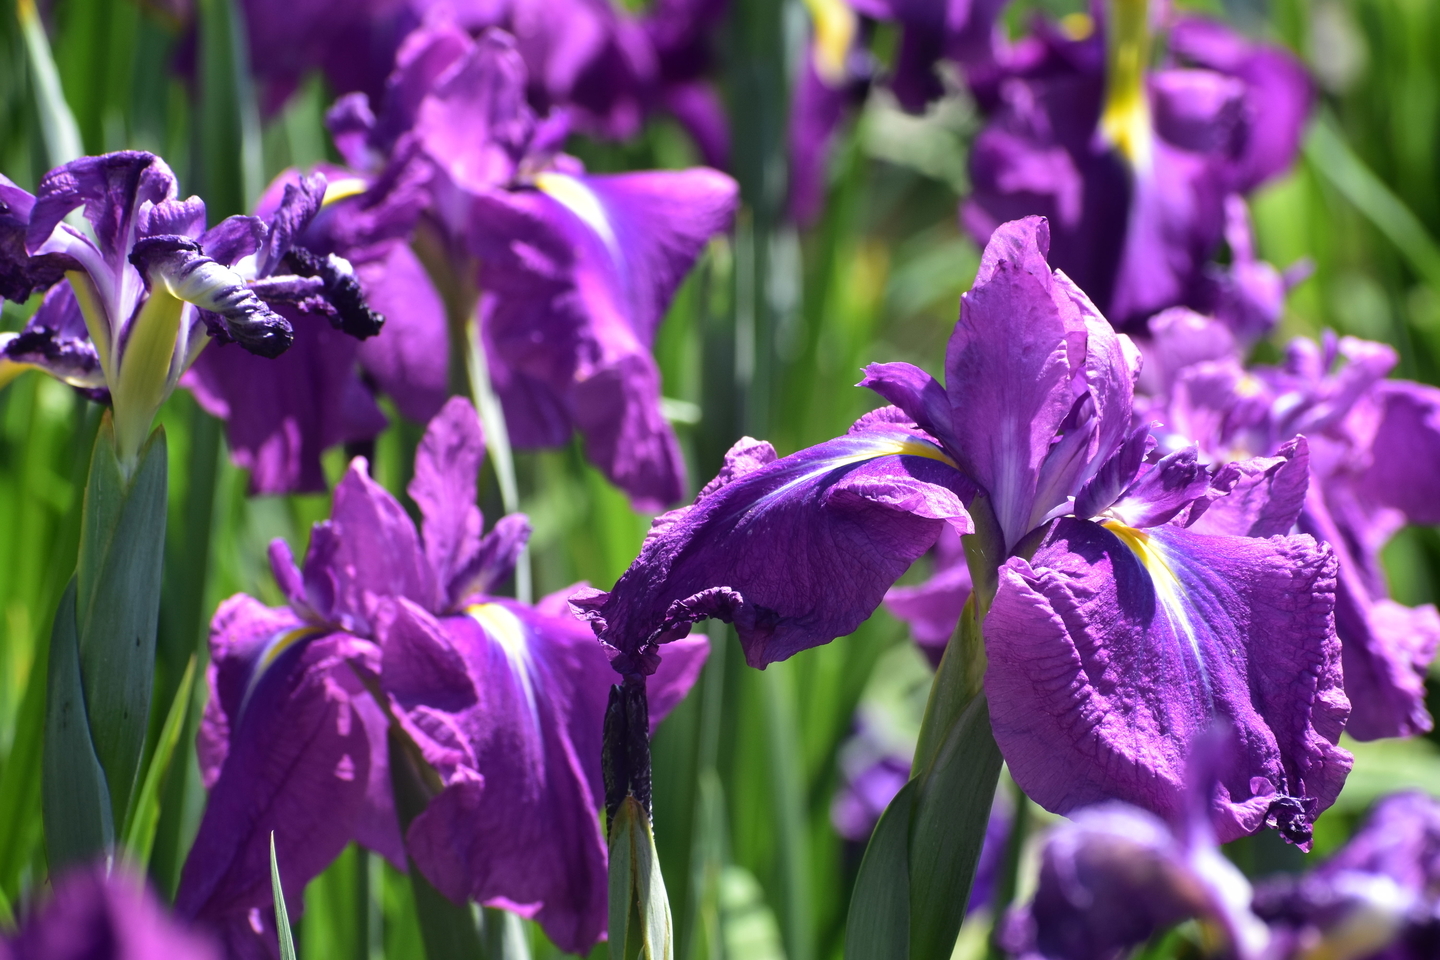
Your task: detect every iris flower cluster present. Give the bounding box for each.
[578,216,1351,844]
[188,23,738,506]
[2,0,1437,958]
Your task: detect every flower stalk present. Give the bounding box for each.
[42,415,168,869]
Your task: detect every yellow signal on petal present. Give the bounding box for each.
[534,172,619,254]
[1099,0,1154,173]
[803,0,857,86]
[322,178,369,207]
[1101,519,1213,697]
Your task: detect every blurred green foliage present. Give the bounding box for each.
[1,0,1439,957]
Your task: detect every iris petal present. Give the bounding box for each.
[577,424,974,670]
[984,516,1349,844]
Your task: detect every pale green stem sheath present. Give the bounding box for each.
[464,313,531,603]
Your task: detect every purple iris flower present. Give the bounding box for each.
[576,216,1350,846]
[237,0,731,167]
[177,396,707,957]
[0,152,370,467]
[1255,791,1440,959]
[787,0,1004,226]
[5,863,221,960]
[194,24,738,506]
[184,165,422,494]
[962,6,1312,329]
[1002,740,1269,960]
[1145,322,1440,742]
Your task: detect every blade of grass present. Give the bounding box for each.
[272,832,300,960]
[1305,114,1440,295]
[120,654,196,870]
[15,0,81,167]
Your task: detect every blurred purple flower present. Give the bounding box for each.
[237,0,730,166]
[576,216,1351,846]
[0,152,377,467]
[196,25,737,507]
[177,397,707,956]
[1146,325,1440,741]
[787,0,1005,226]
[962,8,1312,329]
[1255,791,1440,960]
[1002,737,1269,960]
[6,864,220,960]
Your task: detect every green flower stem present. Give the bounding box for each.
[845,496,1008,960]
[43,415,167,868]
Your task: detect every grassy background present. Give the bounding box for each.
[2,0,1440,956]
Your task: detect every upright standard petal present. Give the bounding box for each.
[315,459,438,630]
[576,425,973,671]
[943,216,1086,548]
[408,396,486,606]
[984,517,1350,844]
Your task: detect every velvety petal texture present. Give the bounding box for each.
[472,162,739,508]
[178,596,388,948]
[181,398,707,954]
[576,425,974,671]
[984,517,1350,844]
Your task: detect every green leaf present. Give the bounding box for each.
[74,416,168,832]
[16,0,81,167]
[193,0,262,217]
[906,694,1002,960]
[610,795,674,960]
[41,576,114,870]
[272,832,299,960]
[120,653,196,869]
[844,779,915,960]
[0,607,49,891]
[845,589,1004,960]
[1305,115,1440,294]
[906,597,1003,960]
